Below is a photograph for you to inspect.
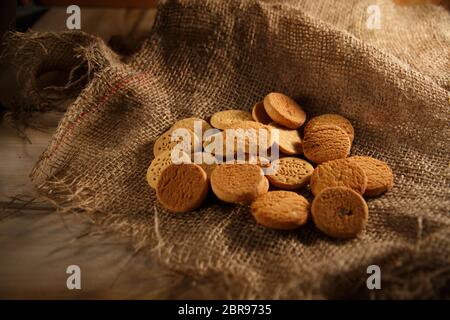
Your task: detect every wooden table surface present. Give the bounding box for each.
[0,7,208,299]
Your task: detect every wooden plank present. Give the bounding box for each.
[0,8,180,299]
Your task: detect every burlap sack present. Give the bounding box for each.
[4,0,450,298]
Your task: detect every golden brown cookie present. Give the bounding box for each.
[210,164,269,204]
[302,124,351,163]
[267,157,314,190]
[192,152,219,179]
[156,163,209,213]
[348,156,394,197]
[204,121,272,156]
[263,92,307,129]
[310,159,367,196]
[304,114,355,142]
[251,101,272,124]
[251,191,310,230]
[171,117,212,134]
[268,122,302,155]
[146,150,191,189]
[153,128,200,157]
[226,121,272,154]
[210,110,253,130]
[311,187,369,239]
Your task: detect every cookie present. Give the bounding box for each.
[153,128,200,157]
[205,121,272,156]
[268,122,302,155]
[310,158,367,196]
[251,191,310,230]
[302,124,351,163]
[304,114,355,142]
[192,152,219,178]
[348,156,394,197]
[251,101,272,124]
[311,187,369,239]
[210,164,269,204]
[171,117,212,134]
[210,110,253,130]
[146,150,191,189]
[263,92,307,129]
[227,121,272,154]
[267,157,314,190]
[156,163,209,213]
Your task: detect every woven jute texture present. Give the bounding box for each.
[4,0,450,298]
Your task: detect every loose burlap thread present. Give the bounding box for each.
[4,0,450,298]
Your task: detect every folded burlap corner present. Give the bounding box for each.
[3,0,449,298]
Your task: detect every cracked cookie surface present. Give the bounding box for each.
[310,158,367,196]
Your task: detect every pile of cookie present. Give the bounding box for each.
[147,92,393,239]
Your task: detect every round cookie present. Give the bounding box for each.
[171,117,212,134]
[302,124,351,163]
[263,92,307,129]
[311,187,369,239]
[304,114,355,142]
[268,122,302,155]
[156,163,209,213]
[310,158,367,196]
[251,191,310,230]
[146,150,191,189]
[348,156,394,197]
[210,164,269,204]
[251,101,272,124]
[210,110,253,130]
[153,128,200,157]
[267,157,314,190]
